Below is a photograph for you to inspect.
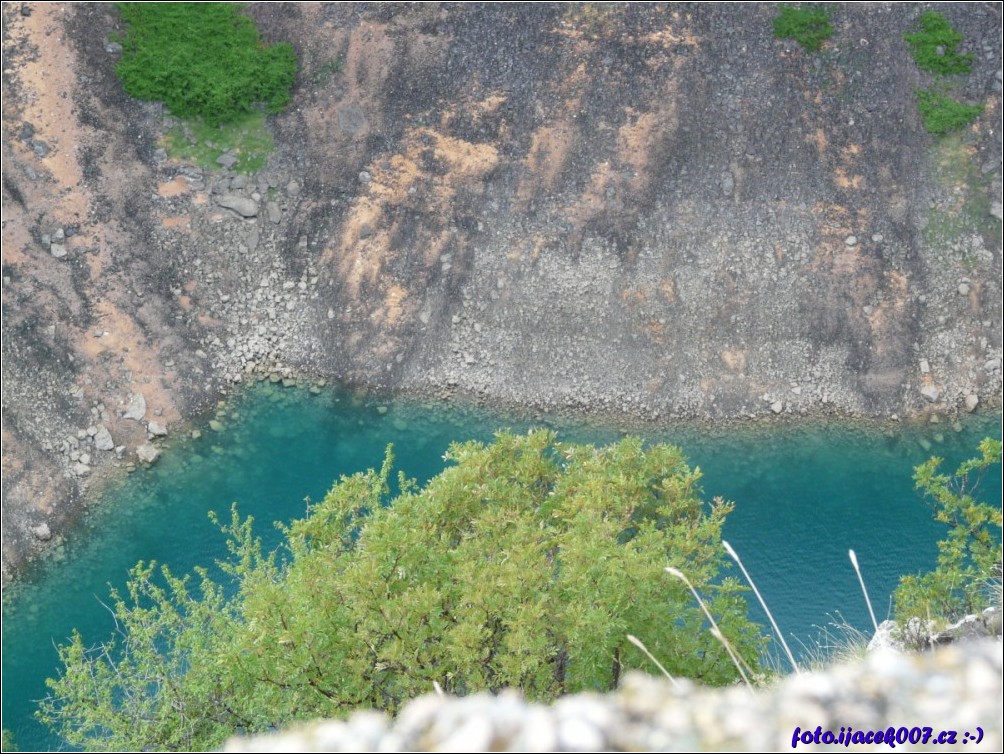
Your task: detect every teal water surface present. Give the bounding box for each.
[2,383,1001,751]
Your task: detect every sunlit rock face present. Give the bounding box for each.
[2,3,1001,574]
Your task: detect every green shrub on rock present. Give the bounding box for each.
[915,88,983,135]
[902,12,983,136]
[773,5,833,54]
[114,3,297,125]
[904,11,973,76]
[39,431,765,751]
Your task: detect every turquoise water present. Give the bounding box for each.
[2,383,1000,751]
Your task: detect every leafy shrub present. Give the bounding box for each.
[39,432,766,751]
[894,438,1002,624]
[773,5,833,53]
[1,729,18,752]
[916,88,983,135]
[114,3,297,125]
[904,11,973,76]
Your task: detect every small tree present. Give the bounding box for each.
[894,438,1002,624]
[40,431,766,751]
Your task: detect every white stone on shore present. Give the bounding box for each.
[94,425,114,450]
[124,393,147,421]
[136,443,160,464]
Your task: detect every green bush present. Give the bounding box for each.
[894,438,1002,624]
[773,4,833,53]
[904,11,973,76]
[916,88,983,134]
[39,432,766,751]
[114,3,297,125]
[1,729,18,752]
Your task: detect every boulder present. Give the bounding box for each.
[867,617,935,653]
[866,620,904,653]
[124,393,147,421]
[932,608,1003,646]
[136,443,160,465]
[216,194,258,218]
[93,425,114,451]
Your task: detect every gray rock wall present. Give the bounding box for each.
[2,3,1001,575]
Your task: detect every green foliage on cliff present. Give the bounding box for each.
[894,438,1002,623]
[902,12,982,136]
[773,5,833,53]
[904,12,973,76]
[38,431,765,752]
[114,3,297,125]
[915,87,983,135]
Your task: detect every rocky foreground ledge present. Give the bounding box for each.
[225,640,1002,752]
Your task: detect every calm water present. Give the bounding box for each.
[2,383,1000,750]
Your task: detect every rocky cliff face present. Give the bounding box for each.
[2,3,1001,575]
